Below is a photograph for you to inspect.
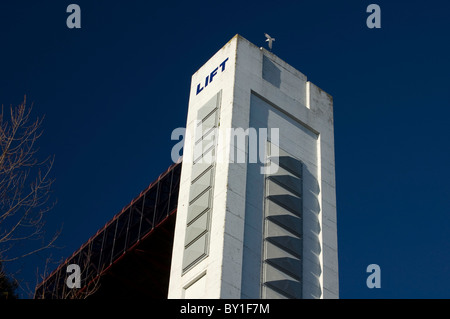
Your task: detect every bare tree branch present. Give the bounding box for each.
[34,248,103,299]
[0,96,57,264]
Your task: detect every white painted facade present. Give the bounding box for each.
[168,35,338,299]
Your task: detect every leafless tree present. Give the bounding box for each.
[34,251,103,299]
[0,96,58,263]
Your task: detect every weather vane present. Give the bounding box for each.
[264,33,275,51]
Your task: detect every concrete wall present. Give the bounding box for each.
[168,37,238,298]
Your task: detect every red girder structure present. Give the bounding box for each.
[34,160,182,299]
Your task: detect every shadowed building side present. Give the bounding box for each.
[34,161,181,299]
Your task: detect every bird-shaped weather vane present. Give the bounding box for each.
[264,33,275,51]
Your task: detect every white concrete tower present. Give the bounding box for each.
[168,35,338,299]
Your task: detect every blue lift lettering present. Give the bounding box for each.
[196,57,229,95]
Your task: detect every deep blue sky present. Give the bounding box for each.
[1,0,449,298]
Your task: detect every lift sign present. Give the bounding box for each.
[196,57,229,95]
